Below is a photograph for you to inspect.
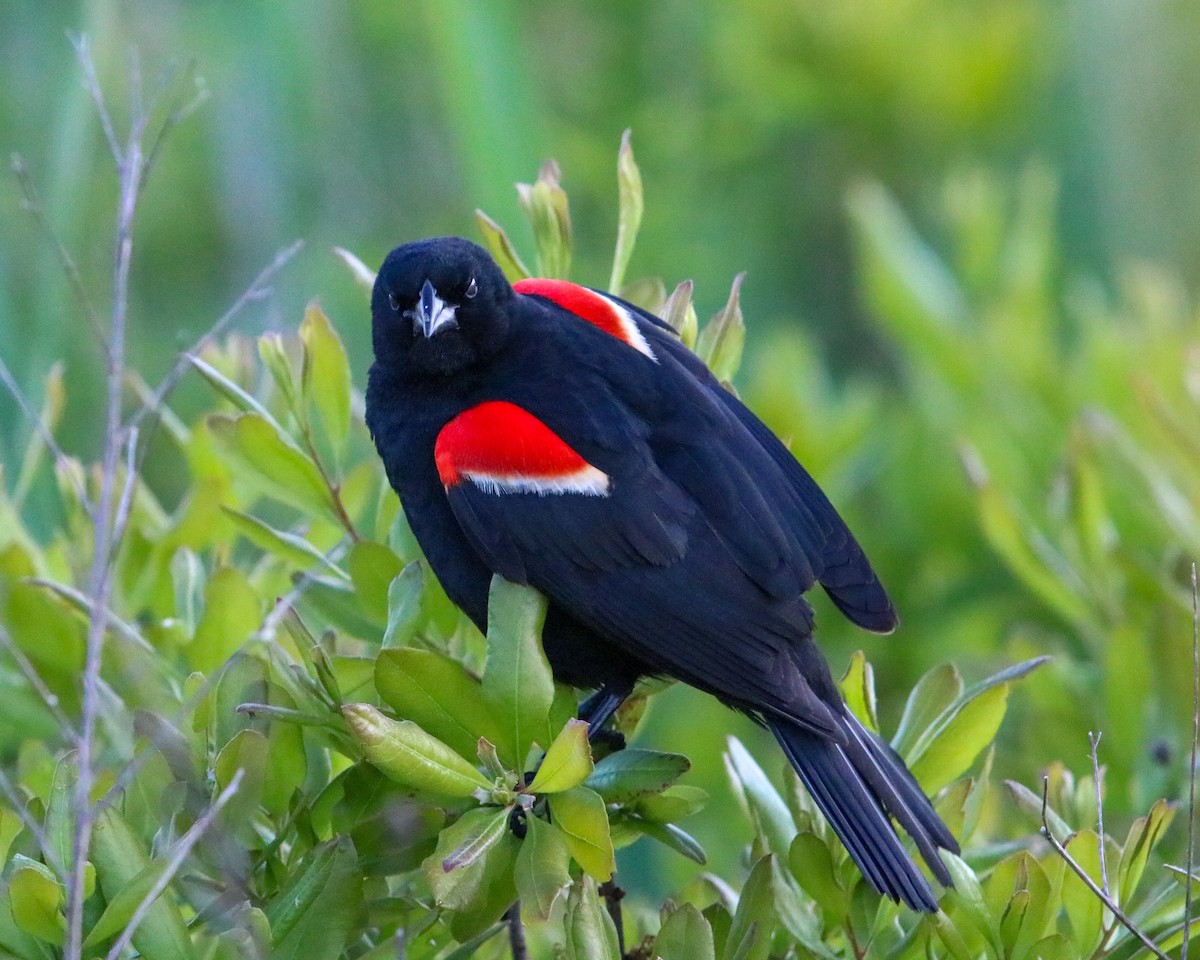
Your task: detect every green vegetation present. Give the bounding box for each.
[3,3,1200,956]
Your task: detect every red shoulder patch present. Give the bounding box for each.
[514,278,657,360]
[435,401,610,496]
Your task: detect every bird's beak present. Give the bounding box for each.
[416,279,458,337]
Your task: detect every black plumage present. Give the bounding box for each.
[365,236,958,910]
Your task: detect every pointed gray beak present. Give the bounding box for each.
[416,279,458,337]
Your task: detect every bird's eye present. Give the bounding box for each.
[465,278,478,299]
[387,292,401,312]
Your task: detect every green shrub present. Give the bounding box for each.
[0,63,1195,960]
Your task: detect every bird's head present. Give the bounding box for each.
[371,237,513,376]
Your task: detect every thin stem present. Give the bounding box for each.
[69,35,121,167]
[504,903,528,960]
[1088,731,1109,897]
[1184,563,1199,960]
[103,770,243,960]
[598,879,626,957]
[299,423,361,542]
[1040,776,1170,960]
[65,38,148,959]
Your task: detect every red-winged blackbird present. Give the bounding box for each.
[365,236,957,910]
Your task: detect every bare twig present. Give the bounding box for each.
[598,879,627,957]
[69,35,121,167]
[108,427,140,559]
[142,63,208,186]
[1184,563,1199,960]
[1040,776,1170,960]
[504,902,528,960]
[66,37,150,960]
[103,769,244,960]
[298,425,361,542]
[10,154,107,347]
[125,238,304,437]
[0,352,92,514]
[1088,731,1110,897]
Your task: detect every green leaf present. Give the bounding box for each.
[585,748,691,804]
[190,566,262,673]
[975,482,1096,628]
[300,300,353,463]
[1023,934,1077,960]
[382,561,424,647]
[341,703,490,796]
[258,332,301,417]
[171,546,207,637]
[375,648,502,761]
[910,683,1010,793]
[626,818,707,864]
[263,695,309,817]
[82,856,172,948]
[904,657,1047,792]
[724,736,795,860]
[214,728,269,832]
[189,355,283,430]
[608,129,643,293]
[439,806,510,871]
[9,855,63,946]
[724,855,776,960]
[550,786,615,880]
[528,719,593,793]
[633,785,708,823]
[474,209,532,282]
[517,160,572,279]
[788,831,848,917]
[12,361,66,508]
[563,876,621,960]
[44,752,77,882]
[91,805,193,960]
[347,539,405,624]
[696,273,746,383]
[938,851,1001,958]
[892,663,963,758]
[515,815,572,920]
[1058,830,1106,956]
[482,576,553,766]
[654,904,715,960]
[207,412,335,521]
[223,507,348,579]
[838,651,879,733]
[931,909,978,960]
[424,808,519,933]
[266,836,364,960]
[660,280,698,349]
[1118,799,1174,905]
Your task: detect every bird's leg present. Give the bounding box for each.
[577,684,632,744]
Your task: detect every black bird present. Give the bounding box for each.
[365,236,958,910]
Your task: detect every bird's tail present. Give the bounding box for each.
[769,709,959,912]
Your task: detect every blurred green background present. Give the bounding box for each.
[4,0,1200,906]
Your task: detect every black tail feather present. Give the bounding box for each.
[769,710,957,912]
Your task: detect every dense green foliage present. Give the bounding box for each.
[1,133,1199,957]
[3,2,1200,954]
